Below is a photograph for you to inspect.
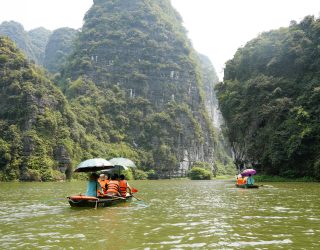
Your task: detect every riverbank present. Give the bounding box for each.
[1,175,317,182]
[255,175,317,182]
[214,175,235,180]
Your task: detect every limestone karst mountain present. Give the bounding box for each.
[0,0,233,180]
[0,37,77,180]
[44,27,78,73]
[28,27,52,65]
[60,0,224,175]
[0,21,51,65]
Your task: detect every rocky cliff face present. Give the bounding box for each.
[28,27,52,65]
[199,54,224,130]
[62,0,218,173]
[0,0,233,179]
[0,37,74,181]
[44,27,78,73]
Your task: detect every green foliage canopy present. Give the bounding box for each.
[216,16,320,179]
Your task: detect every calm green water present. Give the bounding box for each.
[0,180,319,249]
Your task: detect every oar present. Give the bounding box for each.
[95,198,99,209]
[131,194,143,201]
[129,187,142,200]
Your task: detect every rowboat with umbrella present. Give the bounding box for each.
[67,158,133,208]
[235,168,259,189]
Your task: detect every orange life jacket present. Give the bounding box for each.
[119,180,127,197]
[237,177,248,185]
[106,180,119,195]
[98,179,108,192]
[237,177,243,185]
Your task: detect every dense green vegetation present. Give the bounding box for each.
[0,0,234,181]
[28,27,52,65]
[216,16,320,180]
[0,36,148,181]
[0,21,51,65]
[58,0,226,176]
[44,27,78,73]
[189,167,212,180]
[0,37,74,181]
[254,175,316,182]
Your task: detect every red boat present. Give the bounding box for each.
[67,194,132,208]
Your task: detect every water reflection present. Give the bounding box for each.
[0,180,319,249]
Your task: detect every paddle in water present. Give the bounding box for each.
[130,187,142,201]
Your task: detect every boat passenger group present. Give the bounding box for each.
[86,173,132,198]
[236,174,255,185]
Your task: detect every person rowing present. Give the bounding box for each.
[119,174,132,197]
[247,174,255,185]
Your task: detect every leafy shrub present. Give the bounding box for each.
[146,169,159,180]
[133,169,148,180]
[25,169,42,181]
[189,167,212,180]
[215,161,237,176]
[192,161,211,171]
[122,169,133,180]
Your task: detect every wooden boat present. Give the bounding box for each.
[67,194,132,208]
[235,184,259,189]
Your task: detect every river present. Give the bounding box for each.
[0,180,319,249]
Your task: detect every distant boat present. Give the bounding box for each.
[235,184,259,189]
[235,168,258,188]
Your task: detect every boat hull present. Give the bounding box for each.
[67,195,132,208]
[235,184,259,189]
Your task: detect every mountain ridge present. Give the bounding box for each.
[0,0,232,181]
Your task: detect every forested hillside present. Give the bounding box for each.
[0,35,154,181]
[28,27,52,65]
[216,16,320,179]
[0,37,77,181]
[58,0,224,176]
[0,0,232,181]
[44,27,78,73]
[0,21,51,65]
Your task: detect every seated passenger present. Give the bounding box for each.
[105,174,110,184]
[247,174,255,185]
[237,174,244,185]
[119,174,132,197]
[243,176,248,184]
[105,174,121,197]
[98,174,108,195]
[85,173,103,197]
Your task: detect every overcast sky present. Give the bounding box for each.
[0,0,319,80]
